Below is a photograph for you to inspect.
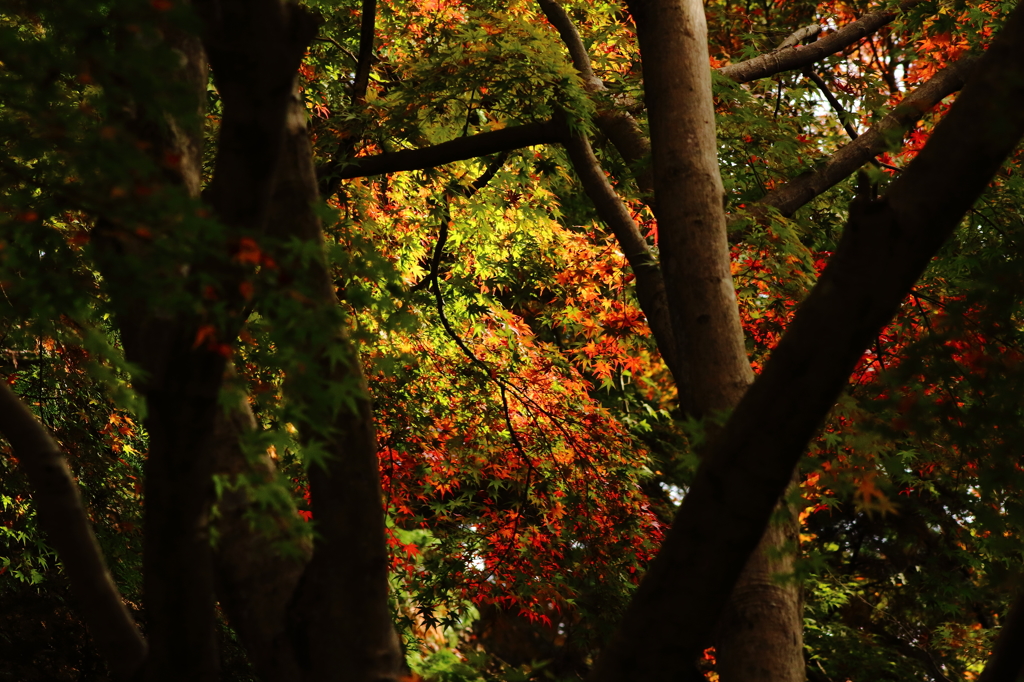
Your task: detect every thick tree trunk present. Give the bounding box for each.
[92,23,226,680]
[266,84,405,682]
[210,385,310,682]
[624,1,804,681]
[587,5,1024,679]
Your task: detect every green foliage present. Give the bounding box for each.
[2,0,1023,680]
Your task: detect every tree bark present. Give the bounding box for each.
[93,3,320,678]
[266,84,405,682]
[90,20,225,680]
[625,0,802,680]
[0,384,147,680]
[587,3,1024,678]
[209,384,310,682]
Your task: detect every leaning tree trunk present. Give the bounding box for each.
[624,0,805,680]
[265,83,406,682]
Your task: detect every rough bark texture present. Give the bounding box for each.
[210,385,310,682]
[0,384,147,680]
[587,4,1024,679]
[714,520,803,682]
[629,0,752,416]
[624,1,805,680]
[267,85,404,682]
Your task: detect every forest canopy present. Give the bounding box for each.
[2,0,1024,681]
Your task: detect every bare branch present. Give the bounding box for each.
[718,0,925,84]
[775,23,821,51]
[331,120,562,180]
[588,4,1024,679]
[352,0,377,104]
[759,54,977,217]
[0,384,146,680]
[562,132,683,385]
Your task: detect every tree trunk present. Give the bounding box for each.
[91,23,225,680]
[209,383,310,682]
[587,5,1024,679]
[265,82,405,682]
[625,0,804,680]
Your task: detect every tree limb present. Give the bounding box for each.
[562,131,683,385]
[351,0,377,104]
[588,3,1024,679]
[537,0,654,198]
[330,120,562,180]
[0,384,146,680]
[804,68,860,140]
[718,0,925,84]
[537,0,603,89]
[775,24,821,51]
[759,53,977,218]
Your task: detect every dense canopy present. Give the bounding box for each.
[2,0,1024,681]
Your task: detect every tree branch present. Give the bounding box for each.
[537,0,654,198]
[804,68,860,140]
[562,132,683,386]
[718,0,925,84]
[537,0,602,89]
[330,120,562,181]
[588,3,1024,679]
[758,53,977,218]
[351,0,377,104]
[775,23,821,51]
[0,384,146,680]
[977,593,1024,682]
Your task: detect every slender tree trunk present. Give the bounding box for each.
[0,385,147,679]
[625,0,804,680]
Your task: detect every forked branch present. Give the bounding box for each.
[760,53,977,217]
[718,0,926,84]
